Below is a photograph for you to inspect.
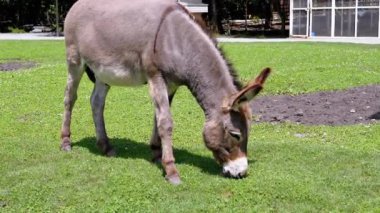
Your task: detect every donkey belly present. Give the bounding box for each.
[91,63,147,87]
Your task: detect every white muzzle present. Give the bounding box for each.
[222,157,248,178]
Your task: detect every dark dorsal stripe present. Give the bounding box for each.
[154,3,242,91]
[154,3,193,54]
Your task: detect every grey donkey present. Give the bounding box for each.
[60,0,271,184]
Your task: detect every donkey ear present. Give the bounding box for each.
[222,68,271,112]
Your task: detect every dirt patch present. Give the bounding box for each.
[251,85,380,125]
[0,60,37,72]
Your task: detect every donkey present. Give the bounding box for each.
[61,0,270,184]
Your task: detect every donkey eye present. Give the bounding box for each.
[229,131,241,141]
[225,147,231,153]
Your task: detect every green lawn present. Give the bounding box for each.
[0,41,379,212]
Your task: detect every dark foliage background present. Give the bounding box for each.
[0,0,76,32]
[0,0,288,33]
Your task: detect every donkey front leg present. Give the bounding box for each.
[61,61,84,151]
[150,116,162,162]
[147,74,180,185]
[150,90,177,163]
[90,81,115,157]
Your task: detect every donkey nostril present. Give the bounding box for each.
[239,171,248,178]
[222,169,230,177]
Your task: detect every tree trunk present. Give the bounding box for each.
[264,0,271,29]
[209,0,218,32]
[279,0,288,36]
[244,0,248,32]
[208,0,225,34]
[55,0,59,36]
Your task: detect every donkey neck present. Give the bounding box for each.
[154,9,239,120]
[185,45,238,120]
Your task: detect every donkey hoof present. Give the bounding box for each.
[151,157,162,164]
[61,144,72,151]
[106,148,116,157]
[151,152,162,163]
[165,174,181,185]
[60,139,72,151]
[96,141,116,157]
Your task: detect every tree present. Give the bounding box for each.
[206,0,225,34]
[0,0,77,32]
[55,0,59,36]
[273,0,288,34]
[206,0,288,35]
[207,0,257,33]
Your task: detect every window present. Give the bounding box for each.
[312,9,332,36]
[335,9,355,36]
[357,8,379,36]
[358,0,379,6]
[294,0,308,8]
[312,0,332,7]
[293,10,308,35]
[336,0,355,7]
[291,0,380,37]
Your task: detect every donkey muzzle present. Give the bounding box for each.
[222,156,248,178]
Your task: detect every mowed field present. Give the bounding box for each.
[0,41,379,211]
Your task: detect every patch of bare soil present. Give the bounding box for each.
[0,60,36,71]
[251,85,380,125]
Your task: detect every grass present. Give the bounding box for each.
[0,41,379,212]
[223,42,380,94]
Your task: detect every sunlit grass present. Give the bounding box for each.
[0,41,379,211]
[222,42,380,94]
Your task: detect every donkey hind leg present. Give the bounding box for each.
[90,81,115,157]
[147,74,180,185]
[150,89,177,163]
[61,61,84,151]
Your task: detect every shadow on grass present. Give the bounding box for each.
[73,137,220,176]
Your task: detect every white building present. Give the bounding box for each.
[290,0,380,37]
[178,0,208,14]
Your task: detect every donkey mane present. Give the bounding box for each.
[217,47,243,90]
[181,10,243,91]
[185,11,243,91]
[155,2,242,92]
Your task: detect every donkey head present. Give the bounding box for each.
[203,68,271,178]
